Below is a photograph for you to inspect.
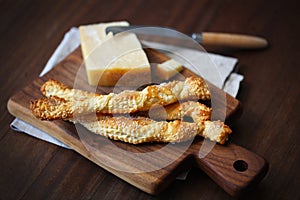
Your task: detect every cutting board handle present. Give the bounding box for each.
[193,142,268,196]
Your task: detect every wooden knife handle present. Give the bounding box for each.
[194,142,268,196]
[201,32,268,49]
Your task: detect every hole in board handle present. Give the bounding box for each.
[233,160,248,172]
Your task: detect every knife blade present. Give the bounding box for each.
[106,26,268,49]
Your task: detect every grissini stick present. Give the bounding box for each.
[77,116,231,144]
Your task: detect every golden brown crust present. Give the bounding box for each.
[40,79,68,96]
[150,101,212,122]
[77,116,231,144]
[30,96,73,120]
[41,79,100,101]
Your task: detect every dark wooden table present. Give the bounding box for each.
[1,0,299,199]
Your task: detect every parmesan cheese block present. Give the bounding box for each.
[79,21,151,86]
[156,59,183,80]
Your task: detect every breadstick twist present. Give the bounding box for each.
[30,96,211,122]
[77,116,231,144]
[40,76,210,113]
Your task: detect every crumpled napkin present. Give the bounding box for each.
[10,27,243,150]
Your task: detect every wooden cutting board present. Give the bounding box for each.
[7,47,267,197]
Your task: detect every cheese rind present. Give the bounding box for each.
[156,59,183,80]
[79,21,151,86]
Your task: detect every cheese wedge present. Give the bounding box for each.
[79,21,151,86]
[156,59,183,80]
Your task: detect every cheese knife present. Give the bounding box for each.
[106,26,268,49]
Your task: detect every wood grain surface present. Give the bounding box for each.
[1,0,299,199]
[7,47,267,196]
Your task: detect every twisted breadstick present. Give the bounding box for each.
[77,116,231,144]
[30,96,230,143]
[30,95,211,122]
[40,77,210,113]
